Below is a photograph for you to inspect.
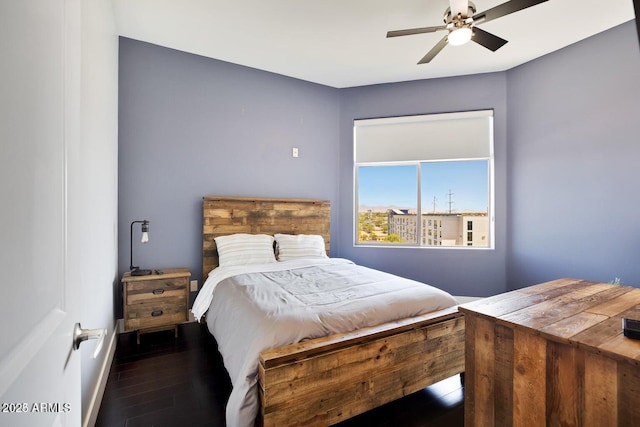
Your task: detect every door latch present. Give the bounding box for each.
[72,323,106,359]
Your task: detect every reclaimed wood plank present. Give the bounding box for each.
[459,278,592,320]
[513,329,546,427]
[464,312,477,427]
[517,278,586,294]
[203,196,330,204]
[598,333,640,361]
[473,316,495,427]
[459,291,542,318]
[499,283,617,331]
[539,311,608,341]
[584,351,617,427]
[545,340,581,426]
[494,324,513,427]
[587,287,640,317]
[618,360,640,425]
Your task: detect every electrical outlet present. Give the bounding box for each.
[292,147,299,158]
[190,280,198,292]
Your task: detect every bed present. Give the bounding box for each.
[194,196,465,427]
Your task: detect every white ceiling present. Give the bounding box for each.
[113,0,635,88]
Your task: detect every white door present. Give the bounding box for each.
[0,0,89,425]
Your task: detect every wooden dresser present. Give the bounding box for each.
[459,278,640,427]
[122,268,190,343]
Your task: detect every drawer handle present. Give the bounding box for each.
[152,288,165,295]
[151,310,163,317]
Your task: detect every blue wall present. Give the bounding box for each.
[118,21,640,307]
[118,38,340,303]
[506,22,640,289]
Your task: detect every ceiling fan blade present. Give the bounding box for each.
[449,0,470,17]
[418,35,449,64]
[473,0,548,25]
[387,26,447,38]
[471,27,508,51]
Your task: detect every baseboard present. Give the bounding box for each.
[83,326,117,427]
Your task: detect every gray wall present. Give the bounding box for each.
[118,38,341,306]
[119,21,640,305]
[79,2,119,422]
[506,21,640,289]
[337,74,509,297]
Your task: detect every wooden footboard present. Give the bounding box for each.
[258,307,465,427]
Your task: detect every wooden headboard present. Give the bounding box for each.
[202,196,331,278]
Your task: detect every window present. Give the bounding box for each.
[354,110,494,248]
[357,165,416,244]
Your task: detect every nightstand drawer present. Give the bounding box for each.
[126,278,187,305]
[125,298,187,330]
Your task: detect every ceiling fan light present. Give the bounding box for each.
[448,27,472,46]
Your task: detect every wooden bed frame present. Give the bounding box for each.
[202,196,465,427]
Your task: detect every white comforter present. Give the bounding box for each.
[191,258,457,427]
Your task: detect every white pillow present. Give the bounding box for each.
[215,234,276,267]
[274,234,328,261]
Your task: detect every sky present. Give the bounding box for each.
[358,160,489,213]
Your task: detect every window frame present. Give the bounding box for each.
[353,110,495,250]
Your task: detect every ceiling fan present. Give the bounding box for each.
[387,0,548,64]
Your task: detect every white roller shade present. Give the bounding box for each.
[355,110,493,163]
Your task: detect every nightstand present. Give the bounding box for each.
[122,268,190,343]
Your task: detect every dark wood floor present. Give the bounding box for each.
[96,322,464,427]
